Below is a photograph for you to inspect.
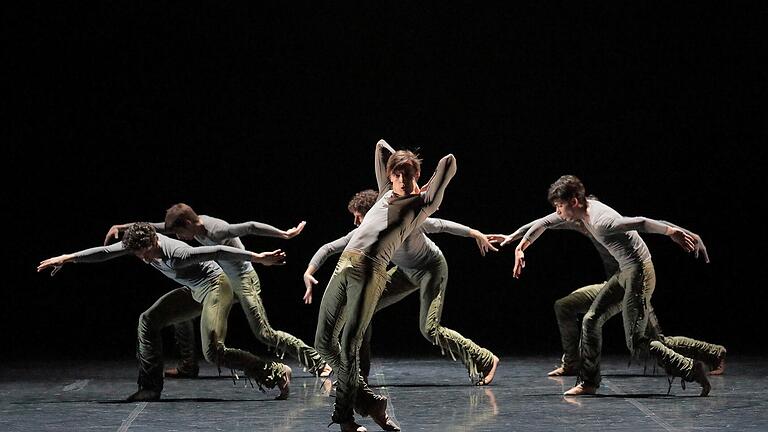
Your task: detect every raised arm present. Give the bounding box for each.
[104,222,165,245]
[375,139,396,194]
[303,230,355,304]
[422,218,498,256]
[208,220,307,241]
[422,154,457,215]
[38,242,131,275]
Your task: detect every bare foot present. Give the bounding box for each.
[320,377,333,396]
[319,364,333,377]
[275,365,292,400]
[369,397,400,431]
[476,355,500,386]
[564,383,597,396]
[339,420,367,432]
[709,348,726,376]
[709,358,726,376]
[547,365,577,377]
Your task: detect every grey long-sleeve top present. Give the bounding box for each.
[309,218,471,270]
[71,233,255,302]
[509,214,620,278]
[343,141,457,267]
[522,199,672,271]
[150,215,285,280]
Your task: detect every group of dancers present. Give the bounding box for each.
[37,140,725,432]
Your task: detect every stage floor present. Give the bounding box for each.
[1,355,766,431]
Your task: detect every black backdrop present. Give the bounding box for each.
[6,3,763,361]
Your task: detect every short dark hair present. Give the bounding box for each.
[386,150,422,179]
[122,222,157,250]
[347,189,379,215]
[547,175,587,206]
[165,203,199,230]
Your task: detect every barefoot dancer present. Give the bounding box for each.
[105,206,331,378]
[38,223,292,401]
[305,188,499,386]
[314,140,456,432]
[510,175,712,396]
[491,208,725,378]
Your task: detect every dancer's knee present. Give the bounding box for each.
[554,297,574,318]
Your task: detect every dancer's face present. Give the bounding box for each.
[389,168,420,196]
[133,238,161,263]
[352,210,365,226]
[553,198,582,221]
[172,226,196,241]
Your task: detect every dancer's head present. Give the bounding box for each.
[164,203,200,240]
[547,175,588,221]
[386,150,422,196]
[347,189,379,226]
[122,222,160,262]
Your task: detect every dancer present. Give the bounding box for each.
[314,140,455,432]
[489,212,725,378]
[509,175,712,396]
[304,188,499,385]
[104,206,331,378]
[38,223,291,401]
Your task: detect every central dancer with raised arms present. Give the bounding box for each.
[315,140,456,432]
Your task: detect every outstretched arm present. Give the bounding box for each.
[210,220,307,241]
[609,216,699,256]
[38,242,131,275]
[375,139,396,194]
[490,213,568,247]
[173,244,287,267]
[104,222,165,245]
[422,218,498,256]
[303,231,355,304]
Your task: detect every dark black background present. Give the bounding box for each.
[5,3,763,361]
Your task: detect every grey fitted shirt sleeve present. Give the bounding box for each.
[73,234,230,303]
[149,222,166,233]
[309,229,356,269]
[522,212,567,244]
[201,215,285,241]
[375,140,396,195]
[421,154,457,215]
[390,217,470,269]
[168,243,254,268]
[606,216,669,235]
[421,218,472,237]
[71,242,132,263]
[517,213,619,277]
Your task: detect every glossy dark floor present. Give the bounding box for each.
[1,356,766,431]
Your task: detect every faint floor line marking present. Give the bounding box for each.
[603,378,676,432]
[117,401,147,432]
[372,359,399,427]
[63,379,90,392]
